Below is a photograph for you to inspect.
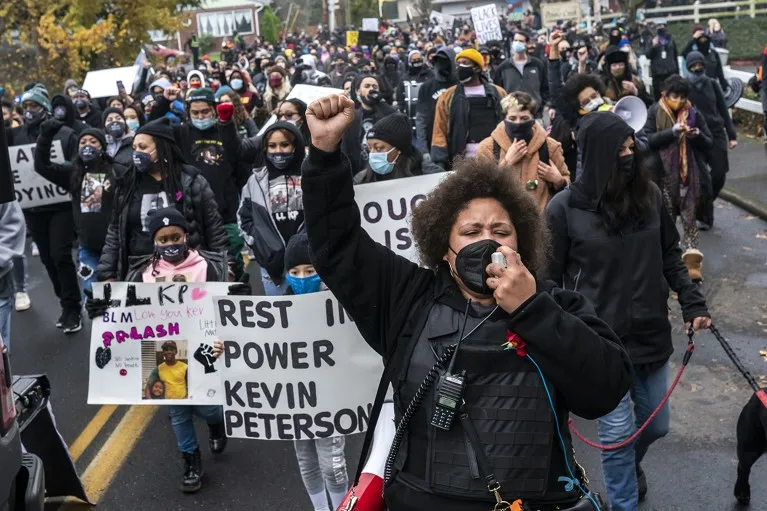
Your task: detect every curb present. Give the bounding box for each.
[719,188,767,222]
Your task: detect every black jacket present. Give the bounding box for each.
[644,40,679,78]
[415,47,456,152]
[51,94,89,134]
[680,40,728,91]
[109,135,135,168]
[494,56,549,111]
[96,164,228,281]
[688,76,737,139]
[302,146,632,507]
[78,107,104,128]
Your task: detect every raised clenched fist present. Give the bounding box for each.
[306,94,356,153]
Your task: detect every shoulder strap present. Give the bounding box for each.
[538,139,550,165]
[352,291,434,486]
[493,140,501,160]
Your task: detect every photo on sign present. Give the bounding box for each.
[142,340,189,401]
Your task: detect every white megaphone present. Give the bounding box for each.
[612,95,648,133]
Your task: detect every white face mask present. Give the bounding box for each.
[582,97,605,113]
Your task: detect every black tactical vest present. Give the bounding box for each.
[394,299,555,502]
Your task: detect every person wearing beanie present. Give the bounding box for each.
[10,86,80,333]
[281,230,351,510]
[430,49,506,170]
[51,93,89,134]
[681,24,728,92]
[33,117,127,332]
[147,85,250,279]
[102,107,134,168]
[71,88,103,128]
[493,31,548,114]
[396,50,430,142]
[354,113,441,184]
[601,46,652,106]
[685,51,737,226]
[96,117,228,282]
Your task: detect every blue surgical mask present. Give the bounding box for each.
[191,117,215,131]
[286,274,322,294]
[512,41,527,54]
[126,119,140,132]
[230,78,244,90]
[368,147,398,175]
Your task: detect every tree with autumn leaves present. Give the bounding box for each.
[0,0,203,96]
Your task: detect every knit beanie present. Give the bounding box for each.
[101,107,125,126]
[456,49,485,70]
[148,207,188,238]
[79,128,107,149]
[186,87,215,104]
[284,231,311,271]
[214,85,234,100]
[21,88,52,113]
[136,117,176,144]
[367,113,412,156]
[686,51,705,69]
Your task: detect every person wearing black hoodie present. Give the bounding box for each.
[34,123,124,306]
[96,118,228,282]
[51,94,88,135]
[237,121,306,296]
[545,112,710,510]
[102,107,135,168]
[71,89,103,128]
[415,46,456,152]
[149,86,251,278]
[11,87,81,333]
[396,50,431,142]
[378,55,401,105]
[681,26,728,92]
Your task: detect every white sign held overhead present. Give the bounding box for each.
[9,141,68,209]
[430,11,455,32]
[81,66,140,98]
[541,1,581,27]
[471,4,503,44]
[362,18,379,32]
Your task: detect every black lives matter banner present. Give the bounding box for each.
[214,292,383,440]
[9,142,69,209]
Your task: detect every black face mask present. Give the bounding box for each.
[362,89,381,106]
[696,37,710,53]
[106,121,126,139]
[504,120,535,143]
[24,110,45,126]
[266,151,295,170]
[435,59,452,81]
[618,153,635,179]
[450,239,501,297]
[457,65,476,83]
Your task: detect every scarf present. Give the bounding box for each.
[657,98,700,217]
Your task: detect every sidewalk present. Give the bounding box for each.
[719,137,767,220]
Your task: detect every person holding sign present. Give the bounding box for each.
[301,94,631,511]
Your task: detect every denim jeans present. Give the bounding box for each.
[12,255,28,293]
[261,267,289,296]
[0,286,13,350]
[597,362,671,511]
[77,246,101,299]
[293,436,349,507]
[167,405,224,453]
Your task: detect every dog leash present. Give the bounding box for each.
[568,327,696,451]
[709,325,767,409]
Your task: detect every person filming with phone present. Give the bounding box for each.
[301,94,632,511]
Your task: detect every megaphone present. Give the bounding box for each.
[612,95,648,133]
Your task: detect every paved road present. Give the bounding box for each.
[8,145,767,510]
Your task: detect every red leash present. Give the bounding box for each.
[568,329,696,451]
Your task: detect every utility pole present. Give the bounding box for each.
[344,0,352,27]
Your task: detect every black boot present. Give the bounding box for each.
[181,449,203,493]
[208,423,228,454]
[636,463,648,502]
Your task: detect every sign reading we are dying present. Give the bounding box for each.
[87,282,231,405]
[214,292,383,441]
[9,142,69,209]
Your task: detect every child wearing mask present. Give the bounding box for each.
[85,206,248,493]
[283,232,349,511]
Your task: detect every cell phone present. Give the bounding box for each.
[116,80,125,94]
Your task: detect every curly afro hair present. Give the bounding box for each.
[562,72,606,114]
[411,158,551,278]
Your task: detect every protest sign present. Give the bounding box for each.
[430,11,455,32]
[358,30,379,47]
[362,18,379,31]
[257,84,344,137]
[346,31,359,48]
[215,292,383,440]
[471,4,503,44]
[87,282,231,405]
[542,1,581,27]
[9,141,68,209]
[81,66,140,98]
[354,172,446,264]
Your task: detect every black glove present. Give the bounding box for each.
[84,286,111,319]
[193,343,217,374]
[39,118,63,138]
[228,273,252,296]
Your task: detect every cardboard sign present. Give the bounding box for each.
[81,66,140,98]
[362,18,379,31]
[87,282,231,405]
[215,292,383,440]
[471,4,503,44]
[541,1,581,27]
[9,142,69,209]
[354,173,447,264]
[257,84,344,137]
[346,31,359,48]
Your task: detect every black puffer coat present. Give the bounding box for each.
[96,164,228,281]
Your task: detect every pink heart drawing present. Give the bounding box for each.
[191,288,207,301]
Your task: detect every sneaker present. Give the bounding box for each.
[637,464,648,502]
[31,242,39,257]
[208,423,228,454]
[181,449,203,493]
[62,310,82,334]
[14,292,31,312]
[55,311,67,328]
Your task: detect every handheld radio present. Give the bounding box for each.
[430,371,466,430]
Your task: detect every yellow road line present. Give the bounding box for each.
[60,405,159,508]
[68,405,119,463]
